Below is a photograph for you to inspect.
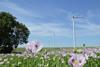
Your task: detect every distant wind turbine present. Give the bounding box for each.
[72,16,84,49]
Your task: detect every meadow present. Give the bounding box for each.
[0,48,100,67]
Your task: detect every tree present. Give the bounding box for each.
[0,12,30,53]
[83,43,85,48]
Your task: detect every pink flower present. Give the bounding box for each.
[68,53,87,67]
[26,40,43,54]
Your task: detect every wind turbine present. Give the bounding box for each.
[53,31,55,47]
[72,16,84,49]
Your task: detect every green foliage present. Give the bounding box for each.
[0,54,70,67]
[84,57,100,67]
[0,12,30,53]
[0,53,99,67]
[96,53,100,56]
[0,48,100,67]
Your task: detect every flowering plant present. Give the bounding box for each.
[68,53,88,67]
[26,40,43,55]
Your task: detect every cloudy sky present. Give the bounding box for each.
[0,0,100,47]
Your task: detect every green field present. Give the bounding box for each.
[0,48,99,67]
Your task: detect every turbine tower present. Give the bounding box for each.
[72,16,84,49]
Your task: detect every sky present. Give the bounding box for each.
[0,0,100,47]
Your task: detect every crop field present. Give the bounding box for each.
[0,48,100,67]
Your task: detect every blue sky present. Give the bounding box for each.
[0,0,100,47]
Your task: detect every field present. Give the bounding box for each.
[0,48,100,67]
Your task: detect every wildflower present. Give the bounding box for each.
[40,57,44,60]
[18,62,21,65]
[7,61,10,64]
[4,58,8,62]
[68,53,87,67]
[61,52,67,57]
[10,58,13,60]
[24,57,27,60]
[83,54,89,60]
[46,63,49,67]
[16,54,22,57]
[90,52,97,58]
[26,40,43,55]
[77,49,83,53]
[44,54,49,59]
[11,54,15,56]
[61,59,65,63]
[0,62,4,64]
[38,64,42,67]
[35,55,38,58]
[0,58,2,61]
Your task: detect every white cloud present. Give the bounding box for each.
[26,21,100,47]
[26,22,72,37]
[76,22,100,36]
[25,10,100,37]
